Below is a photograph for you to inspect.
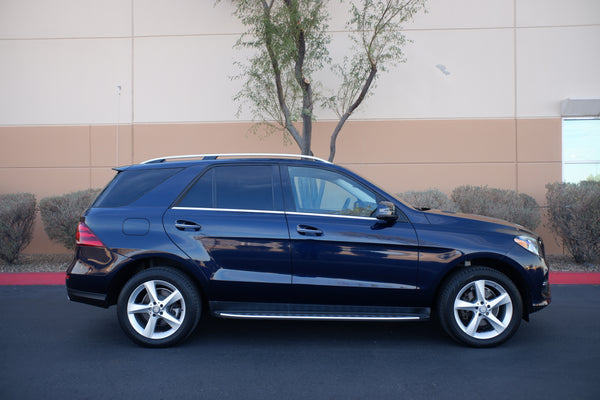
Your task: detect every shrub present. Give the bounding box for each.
[398,189,457,211]
[0,193,36,264]
[546,181,600,264]
[586,173,600,182]
[451,185,541,231]
[39,189,101,250]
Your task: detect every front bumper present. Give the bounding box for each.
[504,244,551,313]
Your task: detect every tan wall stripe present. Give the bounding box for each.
[0,118,563,254]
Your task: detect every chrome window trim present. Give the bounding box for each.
[286,211,377,221]
[172,207,285,214]
[171,207,376,220]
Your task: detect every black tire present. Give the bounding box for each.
[117,267,201,347]
[436,267,523,348]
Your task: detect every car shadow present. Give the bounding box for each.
[187,316,451,349]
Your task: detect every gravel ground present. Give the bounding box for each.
[0,254,73,273]
[546,254,600,272]
[0,253,598,273]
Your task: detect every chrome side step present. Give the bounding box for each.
[209,302,430,322]
[214,313,423,321]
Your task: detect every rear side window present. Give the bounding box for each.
[94,168,183,207]
[177,165,279,211]
[178,169,213,208]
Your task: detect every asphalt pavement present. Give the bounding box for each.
[1,285,599,400]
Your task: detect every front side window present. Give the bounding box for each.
[562,118,600,182]
[178,165,278,211]
[287,166,377,217]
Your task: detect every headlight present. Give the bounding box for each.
[514,235,540,256]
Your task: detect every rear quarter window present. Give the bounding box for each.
[94,168,183,207]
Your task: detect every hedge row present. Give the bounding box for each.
[398,183,600,264]
[2,183,599,265]
[0,189,100,264]
[451,186,541,231]
[546,181,600,264]
[398,186,541,231]
[39,189,101,251]
[0,193,37,264]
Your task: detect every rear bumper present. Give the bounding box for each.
[65,245,125,308]
[66,285,109,308]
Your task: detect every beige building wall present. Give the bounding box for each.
[1,0,599,254]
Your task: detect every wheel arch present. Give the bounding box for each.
[433,257,531,320]
[106,255,209,309]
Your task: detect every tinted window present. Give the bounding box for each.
[177,169,213,208]
[94,168,182,207]
[178,165,277,211]
[287,166,377,217]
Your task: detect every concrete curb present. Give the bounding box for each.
[1,272,600,286]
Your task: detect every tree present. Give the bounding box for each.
[228,0,427,161]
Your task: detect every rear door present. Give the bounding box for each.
[163,164,291,303]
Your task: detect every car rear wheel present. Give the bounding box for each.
[117,267,201,347]
[437,267,522,347]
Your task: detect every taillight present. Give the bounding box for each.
[75,222,105,247]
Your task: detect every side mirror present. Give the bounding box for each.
[376,201,398,222]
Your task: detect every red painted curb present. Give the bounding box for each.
[549,272,600,285]
[0,272,599,286]
[0,272,65,285]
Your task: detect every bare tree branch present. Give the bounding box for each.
[329,64,377,162]
[229,0,426,161]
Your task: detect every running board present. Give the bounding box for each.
[210,302,430,321]
[215,313,423,321]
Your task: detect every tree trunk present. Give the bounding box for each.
[328,64,378,162]
[285,0,313,156]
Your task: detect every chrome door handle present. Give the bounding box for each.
[296,224,323,236]
[175,220,202,231]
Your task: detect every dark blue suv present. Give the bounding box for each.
[66,154,550,347]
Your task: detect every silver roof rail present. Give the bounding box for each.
[141,153,331,164]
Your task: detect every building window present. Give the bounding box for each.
[562,118,600,183]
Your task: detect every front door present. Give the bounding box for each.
[283,165,419,306]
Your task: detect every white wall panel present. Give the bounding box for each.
[410,0,514,29]
[134,0,243,36]
[0,39,132,125]
[327,0,513,31]
[1,1,598,125]
[0,0,131,39]
[517,0,600,27]
[134,35,245,123]
[516,26,600,118]
[337,29,515,119]
[134,28,515,122]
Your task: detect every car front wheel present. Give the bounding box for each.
[117,267,201,347]
[437,267,523,347]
